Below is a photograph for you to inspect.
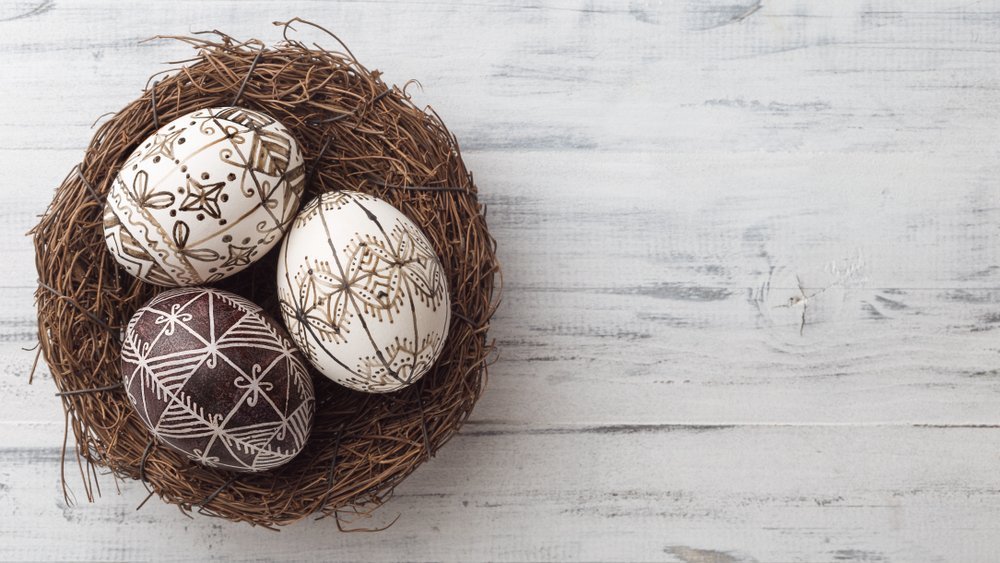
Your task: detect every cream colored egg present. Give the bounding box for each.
[276,191,451,393]
[104,107,304,286]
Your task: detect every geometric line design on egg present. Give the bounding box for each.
[122,287,315,472]
[179,177,226,219]
[144,128,185,163]
[278,191,450,392]
[104,107,305,286]
[103,203,176,286]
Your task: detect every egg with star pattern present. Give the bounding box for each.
[104,107,305,286]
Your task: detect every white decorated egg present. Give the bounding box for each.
[104,107,305,286]
[276,191,451,393]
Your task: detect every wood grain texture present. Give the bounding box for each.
[4,427,1000,562]
[3,0,1000,561]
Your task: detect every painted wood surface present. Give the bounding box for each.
[2,0,1000,561]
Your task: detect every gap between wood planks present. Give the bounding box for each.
[3,421,1000,448]
[5,421,1000,428]
[457,422,1000,435]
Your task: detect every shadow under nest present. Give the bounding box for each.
[30,20,500,529]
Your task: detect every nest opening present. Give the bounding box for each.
[31,20,499,528]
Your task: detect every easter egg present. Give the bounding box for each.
[104,106,305,286]
[122,287,315,472]
[276,191,451,393]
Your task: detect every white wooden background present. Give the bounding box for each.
[2,0,999,561]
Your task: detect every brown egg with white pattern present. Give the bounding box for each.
[122,287,315,472]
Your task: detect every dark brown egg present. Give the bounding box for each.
[122,287,315,472]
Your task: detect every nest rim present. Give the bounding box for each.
[31,20,500,528]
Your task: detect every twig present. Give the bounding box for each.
[55,381,123,397]
[149,81,159,129]
[232,49,264,106]
[197,475,239,514]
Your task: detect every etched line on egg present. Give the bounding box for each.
[109,182,201,284]
[138,122,236,199]
[346,197,448,387]
[103,205,175,285]
[208,109,304,213]
[207,114,284,229]
[169,116,301,252]
[315,196,403,385]
[278,225,369,380]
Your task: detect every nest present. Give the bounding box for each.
[30,19,500,528]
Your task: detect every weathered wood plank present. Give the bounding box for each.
[3,426,1000,562]
[0,0,999,153]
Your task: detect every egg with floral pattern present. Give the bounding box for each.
[104,106,305,286]
[276,191,451,393]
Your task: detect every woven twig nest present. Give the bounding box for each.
[30,20,499,528]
